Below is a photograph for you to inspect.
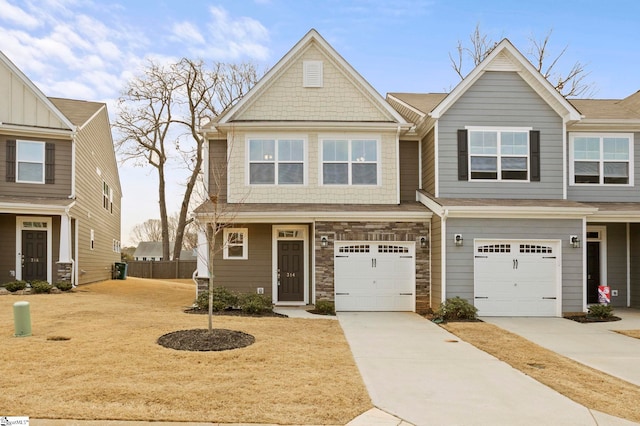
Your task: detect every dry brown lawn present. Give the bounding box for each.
[1,278,371,424]
[615,329,640,339]
[443,322,640,423]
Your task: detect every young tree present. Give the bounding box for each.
[131,218,163,244]
[450,24,594,98]
[115,59,259,262]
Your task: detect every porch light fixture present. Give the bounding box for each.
[321,236,329,247]
[420,236,427,248]
[454,234,464,247]
[570,235,581,249]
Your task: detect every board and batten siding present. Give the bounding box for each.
[0,136,72,197]
[421,128,436,195]
[567,132,640,202]
[210,223,273,295]
[69,108,121,285]
[630,224,640,308]
[430,215,442,309]
[399,140,419,202]
[604,223,628,308]
[208,139,228,202]
[438,71,564,199]
[445,217,583,313]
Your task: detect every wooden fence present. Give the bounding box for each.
[126,260,197,279]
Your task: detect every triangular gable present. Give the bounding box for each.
[430,39,581,122]
[217,29,408,126]
[0,50,74,130]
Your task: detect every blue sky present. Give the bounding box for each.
[2,0,639,245]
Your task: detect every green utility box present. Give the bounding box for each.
[115,262,128,280]
[13,301,32,337]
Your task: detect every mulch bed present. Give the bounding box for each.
[564,315,622,323]
[157,328,255,351]
[183,307,287,318]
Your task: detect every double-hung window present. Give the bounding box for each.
[248,138,305,185]
[17,140,45,183]
[468,129,530,181]
[321,138,379,185]
[571,133,633,185]
[223,228,248,260]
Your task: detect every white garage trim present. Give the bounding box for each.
[474,239,562,317]
[334,241,415,311]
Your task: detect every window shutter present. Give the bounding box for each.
[45,142,55,184]
[457,130,468,181]
[6,140,16,182]
[530,130,540,182]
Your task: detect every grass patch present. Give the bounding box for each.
[615,329,640,339]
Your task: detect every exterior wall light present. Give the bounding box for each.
[321,236,329,248]
[420,236,427,248]
[570,235,581,248]
[454,234,464,247]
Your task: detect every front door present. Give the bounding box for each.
[278,240,304,302]
[22,230,47,282]
[587,241,601,304]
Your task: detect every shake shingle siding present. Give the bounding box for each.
[438,71,564,199]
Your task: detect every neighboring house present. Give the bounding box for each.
[0,51,121,286]
[194,29,640,316]
[133,241,196,261]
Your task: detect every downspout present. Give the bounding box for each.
[441,208,449,304]
[70,130,77,199]
[395,126,401,205]
[627,223,631,307]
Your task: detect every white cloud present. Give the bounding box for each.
[0,0,41,29]
[171,21,205,45]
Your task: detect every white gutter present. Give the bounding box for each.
[396,125,401,205]
[214,121,414,132]
[562,118,568,200]
[441,209,449,305]
[194,210,432,223]
[0,123,73,138]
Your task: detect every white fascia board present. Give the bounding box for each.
[417,191,444,216]
[588,212,640,223]
[213,121,413,132]
[0,202,73,215]
[0,123,73,139]
[386,94,426,120]
[194,210,432,223]
[444,205,597,219]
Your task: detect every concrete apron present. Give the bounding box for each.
[483,309,640,388]
[338,312,623,426]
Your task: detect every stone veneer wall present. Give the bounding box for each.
[315,221,430,313]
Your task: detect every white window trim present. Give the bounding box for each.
[90,229,95,250]
[569,132,634,187]
[16,140,46,184]
[465,126,532,182]
[319,134,382,186]
[223,227,248,260]
[245,134,308,186]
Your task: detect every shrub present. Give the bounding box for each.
[434,296,478,321]
[587,304,614,319]
[31,280,52,294]
[4,280,27,292]
[314,300,336,315]
[238,293,272,314]
[55,281,73,292]
[195,286,238,311]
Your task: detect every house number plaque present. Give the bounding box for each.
[285,272,296,278]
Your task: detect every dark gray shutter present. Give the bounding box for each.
[457,130,468,181]
[530,130,540,182]
[6,140,15,182]
[45,142,55,184]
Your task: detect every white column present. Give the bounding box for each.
[59,214,72,263]
[196,227,209,278]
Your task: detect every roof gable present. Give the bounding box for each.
[430,39,581,122]
[0,51,74,130]
[217,29,408,126]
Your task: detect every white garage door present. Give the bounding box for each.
[334,242,415,311]
[474,241,560,317]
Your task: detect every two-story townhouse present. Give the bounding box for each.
[0,51,121,287]
[194,29,432,312]
[387,39,640,316]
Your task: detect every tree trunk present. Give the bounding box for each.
[158,162,171,261]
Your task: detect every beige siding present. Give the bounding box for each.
[208,139,228,202]
[226,130,399,204]
[399,141,419,202]
[0,136,72,197]
[631,224,640,308]
[0,60,68,129]
[69,108,121,284]
[236,44,389,122]
[430,215,442,309]
[421,128,435,195]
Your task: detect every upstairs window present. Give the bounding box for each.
[248,138,305,185]
[321,138,379,185]
[17,141,45,183]
[469,129,529,180]
[103,181,113,212]
[570,133,633,185]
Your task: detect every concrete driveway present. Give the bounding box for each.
[483,309,640,387]
[339,312,638,426]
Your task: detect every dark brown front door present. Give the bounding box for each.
[22,230,47,282]
[587,241,601,304]
[278,240,304,302]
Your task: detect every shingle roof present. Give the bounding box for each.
[568,99,640,120]
[48,97,104,127]
[387,93,447,117]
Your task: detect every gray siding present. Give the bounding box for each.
[568,132,640,202]
[421,128,435,195]
[631,224,640,308]
[208,139,228,202]
[0,136,72,197]
[445,217,583,313]
[0,214,16,284]
[210,223,273,295]
[399,140,419,202]
[604,223,628,307]
[438,71,564,199]
[430,215,442,309]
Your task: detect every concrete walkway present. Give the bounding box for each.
[338,312,638,426]
[483,309,640,387]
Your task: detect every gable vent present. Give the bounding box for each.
[303,60,323,88]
